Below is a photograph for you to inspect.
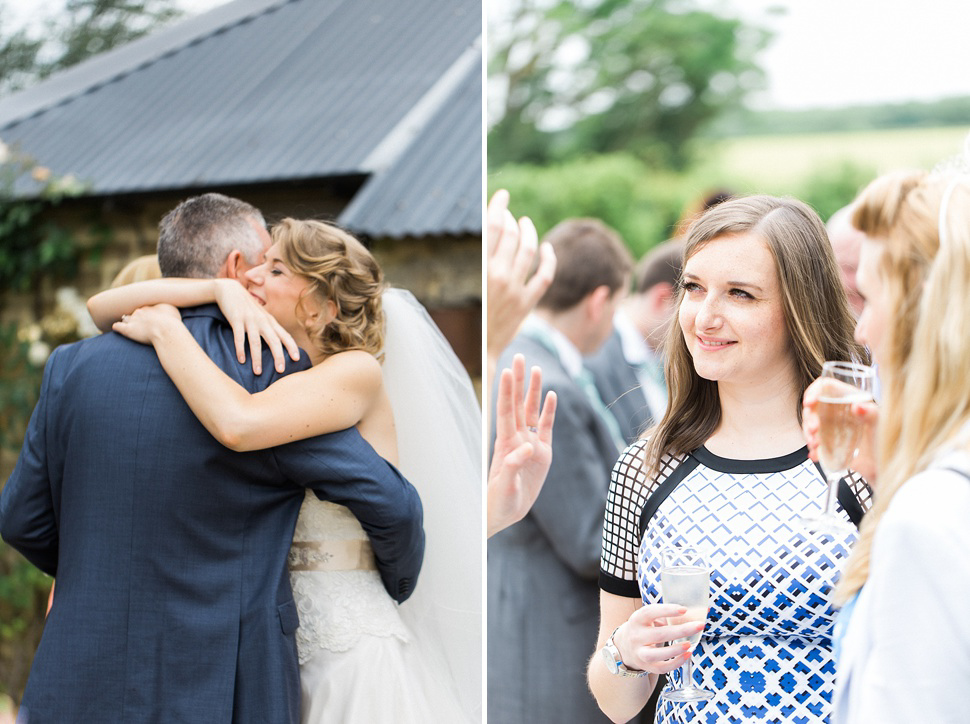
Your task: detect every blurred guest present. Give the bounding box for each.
[110,254,162,287]
[826,205,866,318]
[805,170,970,723]
[486,189,558,538]
[489,218,633,724]
[672,187,736,239]
[586,238,683,443]
[589,195,869,724]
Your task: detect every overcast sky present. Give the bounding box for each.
[716,0,970,109]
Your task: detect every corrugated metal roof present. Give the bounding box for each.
[339,42,481,238]
[0,0,482,237]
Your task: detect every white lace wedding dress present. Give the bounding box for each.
[288,290,482,724]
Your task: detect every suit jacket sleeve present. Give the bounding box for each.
[273,433,425,603]
[0,346,63,576]
[528,383,614,580]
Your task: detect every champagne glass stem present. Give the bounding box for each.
[823,472,841,519]
[681,653,693,691]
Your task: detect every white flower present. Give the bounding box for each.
[27,340,51,367]
[56,286,100,338]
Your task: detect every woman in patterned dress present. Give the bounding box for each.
[588,195,870,723]
[89,218,483,722]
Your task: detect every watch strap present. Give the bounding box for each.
[604,626,649,679]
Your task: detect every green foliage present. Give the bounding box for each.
[793,161,876,224]
[489,149,878,260]
[0,540,50,705]
[0,324,49,706]
[0,323,43,456]
[489,153,697,258]
[54,0,183,71]
[488,0,770,169]
[0,149,94,705]
[0,12,43,94]
[711,95,970,138]
[0,153,90,298]
[0,0,183,95]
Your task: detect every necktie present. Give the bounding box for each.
[521,321,627,451]
[636,357,668,409]
[575,365,627,452]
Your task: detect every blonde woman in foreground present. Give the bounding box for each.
[804,170,970,723]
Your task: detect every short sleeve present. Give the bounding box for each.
[600,441,688,597]
[599,440,649,597]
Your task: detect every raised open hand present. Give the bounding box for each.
[487,354,557,537]
[486,190,556,382]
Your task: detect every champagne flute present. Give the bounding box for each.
[659,546,713,703]
[802,361,875,535]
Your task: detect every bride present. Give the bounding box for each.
[88,218,482,723]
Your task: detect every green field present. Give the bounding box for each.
[708,125,970,192]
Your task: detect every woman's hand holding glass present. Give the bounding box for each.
[802,373,879,486]
[213,278,300,374]
[611,604,704,675]
[800,362,876,535]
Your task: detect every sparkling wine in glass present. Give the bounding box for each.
[802,361,875,535]
[660,546,713,703]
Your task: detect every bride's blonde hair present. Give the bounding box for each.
[835,170,970,603]
[271,218,386,359]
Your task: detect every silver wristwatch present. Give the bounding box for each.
[601,626,649,678]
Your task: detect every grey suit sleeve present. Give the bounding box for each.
[528,385,615,580]
[273,433,425,603]
[0,347,61,576]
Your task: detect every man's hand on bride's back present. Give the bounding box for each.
[214,279,301,375]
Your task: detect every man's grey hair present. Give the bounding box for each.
[157,193,267,278]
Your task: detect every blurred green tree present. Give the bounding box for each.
[488,0,770,169]
[0,0,182,95]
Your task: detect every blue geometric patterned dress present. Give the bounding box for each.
[600,440,871,724]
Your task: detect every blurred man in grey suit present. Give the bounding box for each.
[586,238,683,443]
[488,218,632,724]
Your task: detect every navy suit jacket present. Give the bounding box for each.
[0,305,424,724]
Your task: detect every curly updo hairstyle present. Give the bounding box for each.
[271,218,386,359]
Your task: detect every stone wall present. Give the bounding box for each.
[1,187,482,376]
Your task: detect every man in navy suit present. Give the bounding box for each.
[0,193,424,723]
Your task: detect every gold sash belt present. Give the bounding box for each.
[287,540,377,572]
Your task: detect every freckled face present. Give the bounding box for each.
[852,237,889,365]
[679,232,794,388]
[243,243,318,337]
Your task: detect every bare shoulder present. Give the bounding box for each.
[311,350,383,392]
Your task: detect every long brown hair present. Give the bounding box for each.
[644,195,865,473]
[836,170,970,603]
